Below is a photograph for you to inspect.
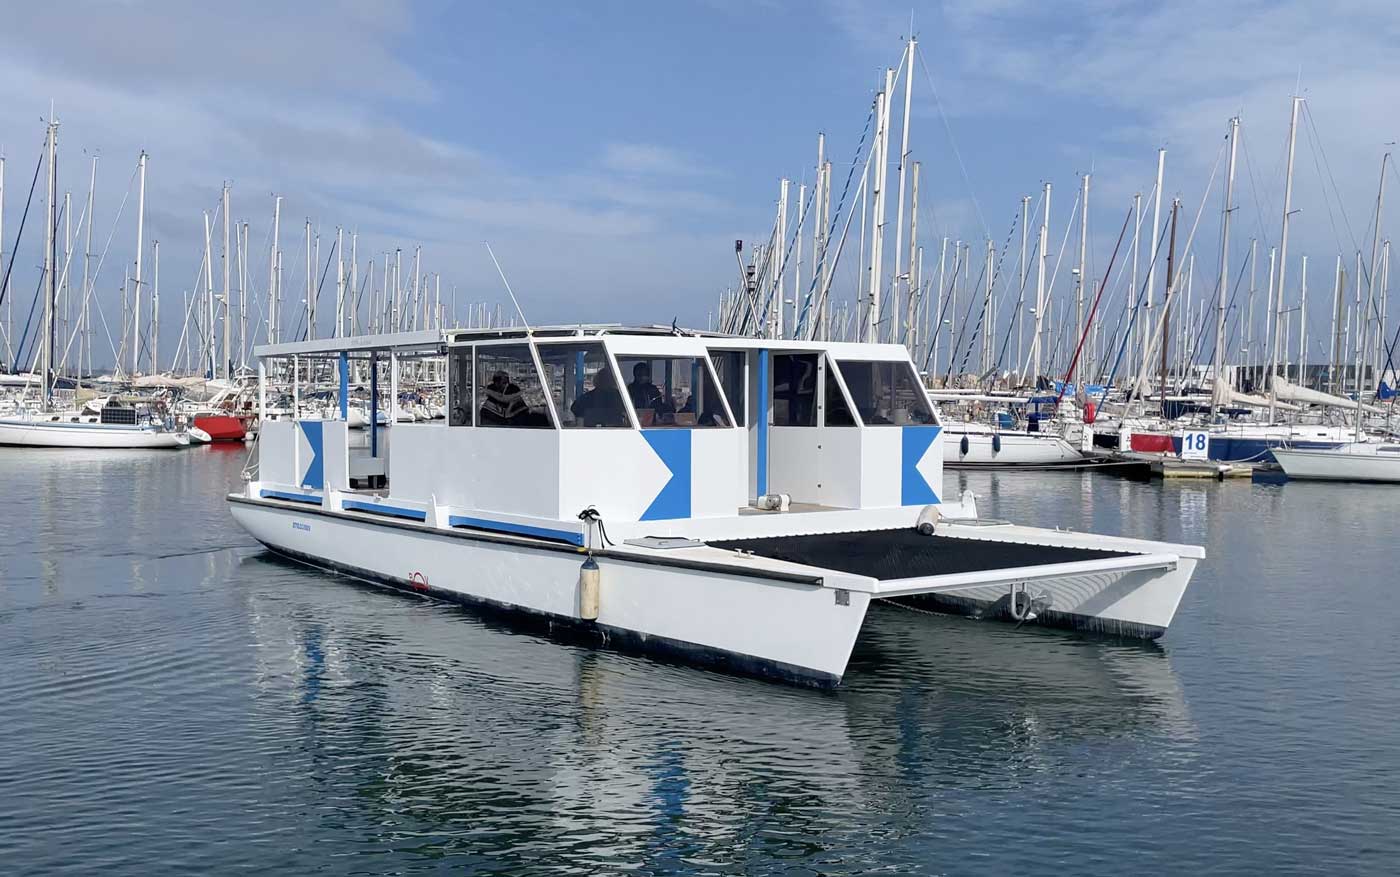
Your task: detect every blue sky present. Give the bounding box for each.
[2,1,1398,371]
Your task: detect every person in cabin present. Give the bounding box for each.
[626,362,673,423]
[479,370,529,425]
[570,368,627,427]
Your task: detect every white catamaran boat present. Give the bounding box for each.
[228,327,1204,687]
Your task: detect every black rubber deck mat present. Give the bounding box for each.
[709,529,1138,581]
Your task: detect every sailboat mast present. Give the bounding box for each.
[1212,117,1239,417]
[83,156,96,378]
[1032,183,1050,382]
[1269,96,1302,422]
[335,226,345,339]
[1298,255,1308,386]
[1076,173,1089,369]
[222,182,231,379]
[304,220,313,340]
[152,240,160,373]
[42,116,57,407]
[268,195,281,344]
[203,211,215,378]
[890,35,915,345]
[132,150,146,376]
[1159,200,1179,417]
[1363,153,1388,399]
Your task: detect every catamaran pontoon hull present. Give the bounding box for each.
[230,492,1201,686]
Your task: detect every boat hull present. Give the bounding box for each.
[193,414,248,442]
[228,496,869,687]
[943,429,1084,467]
[0,417,189,449]
[1274,446,1400,483]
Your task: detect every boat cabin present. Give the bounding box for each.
[250,327,945,544]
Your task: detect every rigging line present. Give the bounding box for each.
[294,235,340,342]
[1055,206,1132,405]
[1193,248,1253,371]
[796,104,876,337]
[989,216,1042,377]
[915,45,989,240]
[920,247,963,372]
[1098,215,1173,402]
[0,144,45,313]
[80,160,142,374]
[1299,105,1351,260]
[49,198,94,374]
[1088,198,1152,384]
[1126,140,1227,407]
[163,191,225,372]
[1237,122,1277,252]
[947,253,989,382]
[1302,101,1361,253]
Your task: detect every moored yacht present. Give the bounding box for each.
[1273,441,1400,483]
[228,327,1204,687]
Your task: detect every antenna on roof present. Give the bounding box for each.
[483,242,533,335]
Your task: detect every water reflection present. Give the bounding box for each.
[6,441,1396,874]
[233,541,1193,872]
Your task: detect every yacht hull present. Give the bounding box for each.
[943,428,1084,467]
[0,417,189,449]
[1274,445,1400,483]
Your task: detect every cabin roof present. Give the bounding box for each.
[253,324,917,362]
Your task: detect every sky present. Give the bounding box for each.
[2,0,1398,373]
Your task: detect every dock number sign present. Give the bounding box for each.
[1180,430,1210,460]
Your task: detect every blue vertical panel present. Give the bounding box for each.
[339,351,349,420]
[640,429,692,521]
[900,425,941,506]
[574,350,586,400]
[299,420,325,490]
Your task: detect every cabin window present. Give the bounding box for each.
[823,360,857,426]
[770,353,818,427]
[475,344,554,428]
[614,356,730,428]
[836,360,935,425]
[448,347,474,426]
[538,343,629,428]
[709,350,746,426]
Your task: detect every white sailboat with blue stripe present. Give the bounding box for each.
[229,326,1203,687]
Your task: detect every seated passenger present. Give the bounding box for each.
[570,368,627,427]
[480,370,529,425]
[627,362,674,423]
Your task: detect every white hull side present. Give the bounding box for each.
[0,418,189,449]
[943,428,1083,466]
[886,557,1197,638]
[1274,447,1400,483]
[228,498,870,686]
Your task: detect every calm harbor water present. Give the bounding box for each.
[1,446,1396,875]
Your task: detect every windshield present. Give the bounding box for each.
[614,356,731,428]
[835,360,935,426]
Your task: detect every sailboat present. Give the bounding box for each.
[0,115,189,450]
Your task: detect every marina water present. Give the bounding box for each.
[2,447,1395,874]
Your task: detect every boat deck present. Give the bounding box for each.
[709,529,1137,581]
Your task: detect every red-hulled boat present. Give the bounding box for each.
[193,413,248,442]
